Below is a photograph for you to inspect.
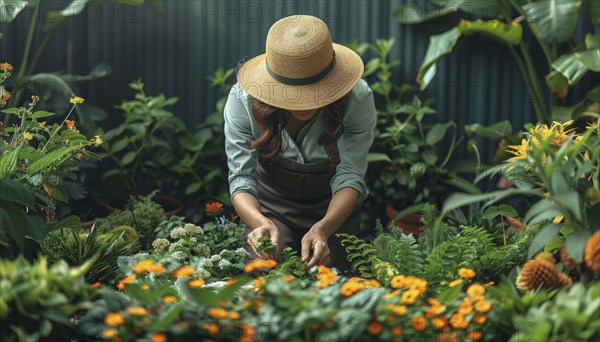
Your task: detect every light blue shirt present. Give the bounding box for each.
[224,79,376,205]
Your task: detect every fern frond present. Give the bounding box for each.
[336,233,378,277]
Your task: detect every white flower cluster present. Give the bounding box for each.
[210,255,222,263]
[171,251,188,260]
[152,238,170,252]
[193,243,210,256]
[235,247,249,256]
[184,223,204,235]
[193,268,211,279]
[168,240,185,253]
[218,259,231,268]
[197,257,213,268]
[169,227,188,239]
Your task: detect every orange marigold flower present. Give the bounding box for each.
[431,316,446,329]
[263,259,277,268]
[90,282,101,289]
[117,274,136,290]
[436,332,458,342]
[133,259,155,274]
[240,323,256,342]
[482,281,495,287]
[171,265,195,278]
[392,326,402,337]
[228,311,240,320]
[467,330,483,341]
[202,323,219,334]
[102,328,118,338]
[458,268,476,279]
[282,275,296,282]
[127,306,151,315]
[411,316,427,331]
[466,284,485,297]
[340,281,365,297]
[151,333,167,342]
[65,119,75,129]
[392,305,407,316]
[189,279,206,288]
[104,312,126,326]
[401,289,421,304]
[205,201,224,215]
[473,314,487,325]
[162,296,178,303]
[449,313,468,329]
[390,274,406,289]
[458,302,473,315]
[384,289,400,299]
[141,284,150,290]
[368,321,383,335]
[474,300,491,313]
[207,308,229,319]
[448,279,463,288]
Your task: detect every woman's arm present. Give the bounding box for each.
[301,188,359,268]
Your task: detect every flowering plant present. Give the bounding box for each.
[0,62,102,249]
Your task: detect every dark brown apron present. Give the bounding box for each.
[251,140,361,272]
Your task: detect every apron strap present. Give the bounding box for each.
[325,140,340,167]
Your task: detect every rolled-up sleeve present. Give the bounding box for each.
[224,84,258,200]
[330,81,376,205]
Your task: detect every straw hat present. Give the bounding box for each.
[236,15,364,111]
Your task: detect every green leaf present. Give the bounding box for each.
[430,0,500,18]
[553,190,582,221]
[528,223,561,259]
[2,107,21,115]
[147,302,184,331]
[390,203,425,222]
[27,147,74,175]
[0,0,27,23]
[525,198,563,224]
[550,52,590,86]
[438,283,462,302]
[575,49,600,72]
[545,71,570,98]
[544,235,565,253]
[457,19,523,46]
[110,139,130,154]
[482,204,517,220]
[422,151,438,165]
[522,0,582,43]
[417,27,461,90]
[0,179,35,208]
[585,34,600,50]
[441,188,539,215]
[367,153,392,163]
[464,120,512,139]
[426,122,454,145]
[565,230,590,262]
[121,151,137,165]
[185,182,202,195]
[0,147,19,179]
[363,58,380,77]
[32,111,55,119]
[146,0,165,15]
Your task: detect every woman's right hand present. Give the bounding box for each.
[247,222,280,259]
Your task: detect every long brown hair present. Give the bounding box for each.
[249,95,348,159]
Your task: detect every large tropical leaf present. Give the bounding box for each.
[430,0,501,18]
[458,19,523,46]
[522,0,582,43]
[0,0,27,23]
[417,27,461,90]
[575,49,600,72]
[549,49,600,87]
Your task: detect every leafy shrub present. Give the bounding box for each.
[0,256,95,341]
[96,192,165,249]
[41,225,136,283]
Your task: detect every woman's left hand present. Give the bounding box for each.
[301,227,330,269]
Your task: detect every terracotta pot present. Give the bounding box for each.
[386,203,423,239]
[105,194,184,218]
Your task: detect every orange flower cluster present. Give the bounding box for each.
[104,312,126,326]
[127,306,151,315]
[188,279,206,288]
[171,265,195,278]
[117,274,137,290]
[207,307,241,320]
[243,258,277,273]
[457,268,475,279]
[132,259,165,274]
[340,277,380,297]
[315,265,337,288]
[389,275,428,293]
[516,252,572,291]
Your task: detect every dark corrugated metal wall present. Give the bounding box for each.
[1,0,597,161]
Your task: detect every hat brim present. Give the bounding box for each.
[236,43,364,111]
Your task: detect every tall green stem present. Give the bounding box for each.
[507,47,548,124]
[8,0,40,109]
[519,42,551,123]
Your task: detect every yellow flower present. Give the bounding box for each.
[400,289,421,304]
[202,323,219,334]
[466,284,485,297]
[390,274,406,289]
[94,135,103,146]
[39,121,46,127]
[467,330,483,341]
[162,296,178,303]
[104,312,126,326]
[473,314,487,325]
[448,279,463,287]
[506,139,529,162]
[171,265,195,278]
[587,119,600,137]
[70,95,84,104]
[188,279,206,288]
[207,307,229,319]
[127,306,151,315]
[458,268,476,279]
[23,132,33,140]
[116,274,136,290]
[102,329,118,338]
[474,300,492,313]
[411,316,427,331]
[391,305,407,316]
